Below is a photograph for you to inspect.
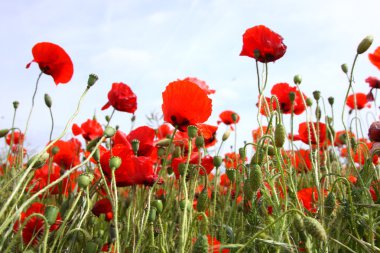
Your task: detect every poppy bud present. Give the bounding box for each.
[357,35,374,54]
[328,96,334,106]
[13,101,19,109]
[264,144,275,156]
[109,156,122,170]
[289,92,296,102]
[226,169,236,182]
[193,234,208,253]
[152,199,163,214]
[306,98,313,107]
[315,106,321,121]
[84,240,98,253]
[293,214,304,231]
[231,113,239,123]
[43,93,52,108]
[303,217,327,242]
[105,115,110,122]
[51,146,60,155]
[179,199,191,211]
[131,139,140,155]
[131,115,136,122]
[213,156,223,168]
[274,123,286,148]
[313,90,321,101]
[195,136,204,149]
[0,129,10,138]
[197,188,209,212]
[250,164,262,192]
[293,74,302,85]
[222,130,231,141]
[77,173,93,188]
[243,179,254,200]
[104,126,116,138]
[187,125,198,139]
[87,73,99,88]
[368,121,380,142]
[324,192,336,216]
[341,64,348,74]
[27,152,49,169]
[148,207,157,223]
[44,205,60,225]
[239,147,246,160]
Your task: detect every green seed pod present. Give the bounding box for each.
[226,169,236,182]
[187,125,198,139]
[131,139,140,155]
[27,152,49,169]
[77,173,93,188]
[324,192,336,216]
[341,64,348,74]
[109,156,122,170]
[303,217,327,242]
[87,73,99,87]
[357,35,374,54]
[13,101,19,109]
[152,199,163,214]
[51,146,60,155]
[197,188,209,212]
[0,129,9,138]
[328,96,334,106]
[148,207,157,223]
[313,90,321,101]
[250,164,263,192]
[289,91,296,102]
[213,156,223,168]
[192,234,208,253]
[306,98,313,107]
[44,205,60,225]
[294,74,302,85]
[293,214,305,231]
[195,136,204,149]
[274,123,286,148]
[44,93,52,108]
[104,126,116,138]
[179,199,191,211]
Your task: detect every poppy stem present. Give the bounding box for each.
[24,71,43,137]
[48,107,54,142]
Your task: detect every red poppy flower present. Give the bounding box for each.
[72,118,103,141]
[156,123,173,139]
[181,77,215,95]
[49,138,82,170]
[240,25,287,63]
[293,122,326,145]
[369,46,380,71]
[101,82,137,114]
[162,80,212,131]
[207,235,230,253]
[100,144,157,186]
[92,198,113,221]
[297,187,327,213]
[365,76,380,101]
[218,110,240,125]
[26,42,73,85]
[171,154,214,179]
[6,131,24,145]
[127,126,155,156]
[252,126,270,143]
[346,93,368,110]
[257,96,277,116]
[271,83,307,115]
[197,123,218,147]
[14,202,61,245]
[284,149,313,172]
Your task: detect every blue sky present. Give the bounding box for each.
[1,0,380,152]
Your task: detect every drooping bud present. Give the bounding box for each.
[293,214,305,231]
[131,139,140,155]
[328,97,334,106]
[289,92,296,103]
[243,179,254,200]
[187,125,198,139]
[274,123,286,148]
[222,130,231,141]
[13,101,19,109]
[109,156,122,170]
[324,192,336,216]
[152,199,163,214]
[303,217,327,242]
[195,136,204,149]
[357,35,374,54]
[293,74,302,85]
[44,93,52,108]
[44,205,60,225]
[306,98,313,107]
[104,126,116,138]
[226,169,236,182]
[313,90,321,101]
[239,147,246,160]
[250,164,263,192]
[0,129,10,138]
[341,64,348,74]
[213,156,223,168]
[87,73,99,88]
[105,115,111,122]
[196,188,209,212]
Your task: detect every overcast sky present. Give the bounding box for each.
[1,0,380,153]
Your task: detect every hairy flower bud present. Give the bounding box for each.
[304,217,327,242]
[341,64,348,74]
[44,93,52,108]
[44,205,60,225]
[357,35,373,54]
[274,123,286,148]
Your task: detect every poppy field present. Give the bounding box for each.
[1,25,380,253]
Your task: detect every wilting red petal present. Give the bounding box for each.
[162,80,212,131]
[28,42,73,85]
[240,25,287,63]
